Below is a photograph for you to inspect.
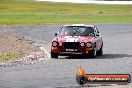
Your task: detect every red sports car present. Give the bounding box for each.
[50,24,103,58]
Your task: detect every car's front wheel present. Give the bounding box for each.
[90,47,96,58]
[51,51,58,58]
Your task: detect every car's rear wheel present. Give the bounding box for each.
[90,47,96,58]
[51,51,58,58]
[97,46,103,56]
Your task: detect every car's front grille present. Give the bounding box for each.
[64,42,80,49]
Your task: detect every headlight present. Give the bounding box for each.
[86,42,91,47]
[52,41,57,47]
[59,42,62,46]
[80,42,85,47]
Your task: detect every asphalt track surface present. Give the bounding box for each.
[0,23,132,88]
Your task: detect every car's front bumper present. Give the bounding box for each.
[59,52,83,56]
[51,47,93,56]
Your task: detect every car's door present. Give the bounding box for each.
[94,28,102,50]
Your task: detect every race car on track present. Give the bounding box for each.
[50,24,103,58]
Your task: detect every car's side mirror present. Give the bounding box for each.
[96,33,99,36]
[54,33,57,36]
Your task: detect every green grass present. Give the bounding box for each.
[0,52,19,62]
[0,1,132,24]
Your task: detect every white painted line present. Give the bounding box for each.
[40,47,50,58]
[36,0,132,5]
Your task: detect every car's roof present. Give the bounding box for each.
[64,24,95,28]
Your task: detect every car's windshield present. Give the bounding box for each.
[59,26,94,36]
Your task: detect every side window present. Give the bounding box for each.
[58,27,63,35]
[95,28,100,36]
[93,29,96,36]
[96,28,99,34]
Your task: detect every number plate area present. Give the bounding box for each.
[65,49,78,52]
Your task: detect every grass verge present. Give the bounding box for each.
[0,52,19,62]
[0,1,132,24]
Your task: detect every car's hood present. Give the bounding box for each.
[55,35,95,43]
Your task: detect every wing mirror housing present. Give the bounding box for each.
[54,33,57,36]
[96,33,99,36]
